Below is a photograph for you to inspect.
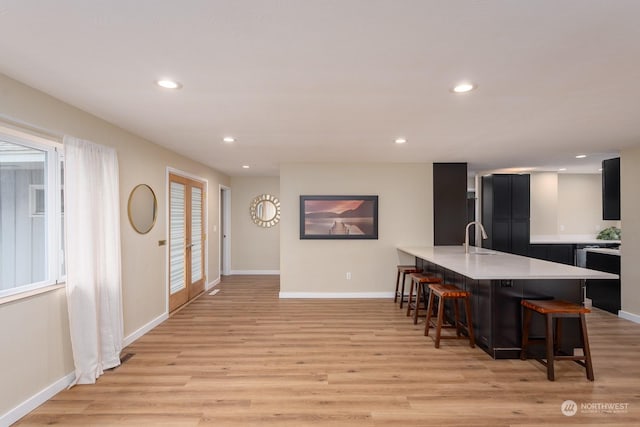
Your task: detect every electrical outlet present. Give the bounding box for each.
[346,272,352,280]
[560,225,565,231]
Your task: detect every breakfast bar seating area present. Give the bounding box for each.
[394,245,618,381]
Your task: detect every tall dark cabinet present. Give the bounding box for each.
[433,163,468,245]
[482,174,530,256]
[602,157,620,220]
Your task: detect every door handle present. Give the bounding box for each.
[186,243,194,249]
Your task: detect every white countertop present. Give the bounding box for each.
[398,245,619,280]
[585,247,621,256]
[529,234,621,245]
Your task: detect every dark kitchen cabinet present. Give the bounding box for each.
[466,192,477,246]
[511,220,531,256]
[586,251,621,314]
[602,157,620,220]
[482,174,530,255]
[528,244,575,265]
[433,163,468,245]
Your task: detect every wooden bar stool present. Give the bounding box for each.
[394,265,420,308]
[424,284,475,349]
[407,273,442,324]
[521,299,594,381]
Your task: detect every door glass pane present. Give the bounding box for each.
[169,181,186,294]
[60,159,65,277]
[191,187,203,282]
[0,141,47,290]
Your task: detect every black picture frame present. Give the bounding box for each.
[299,195,379,239]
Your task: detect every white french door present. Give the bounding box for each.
[169,173,205,312]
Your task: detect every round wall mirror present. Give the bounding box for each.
[250,194,281,228]
[128,184,158,234]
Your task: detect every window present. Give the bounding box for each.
[29,185,45,217]
[0,127,64,298]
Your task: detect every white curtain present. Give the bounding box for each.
[64,136,123,385]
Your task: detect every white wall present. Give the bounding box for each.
[530,172,619,236]
[557,174,618,235]
[530,172,558,235]
[0,73,230,420]
[0,287,73,422]
[620,147,640,321]
[230,176,280,273]
[280,163,432,296]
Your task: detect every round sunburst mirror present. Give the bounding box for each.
[250,194,281,228]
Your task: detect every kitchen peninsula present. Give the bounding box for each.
[398,246,619,358]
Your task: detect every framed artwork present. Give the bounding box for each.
[299,195,378,239]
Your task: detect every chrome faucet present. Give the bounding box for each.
[465,221,488,253]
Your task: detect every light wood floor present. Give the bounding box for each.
[17,275,640,426]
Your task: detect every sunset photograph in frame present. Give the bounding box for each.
[299,195,378,239]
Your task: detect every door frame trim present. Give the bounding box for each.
[219,185,231,276]
[165,167,209,314]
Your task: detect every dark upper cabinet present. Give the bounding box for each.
[602,157,620,220]
[433,163,468,245]
[482,174,530,255]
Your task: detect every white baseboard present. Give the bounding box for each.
[206,277,221,290]
[1,371,75,426]
[619,310,640,324]
[231,270,280,275]
[123,312,168,348]
[279,292,394,299]
[3,310,171,425]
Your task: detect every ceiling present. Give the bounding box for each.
[1,0,639,177]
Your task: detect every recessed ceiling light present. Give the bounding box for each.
[558,168,567,171]
[394,138,407,144]
[223,136,235,143]
[575,154,587,159]
[242,165,250,169]
[452,82,476,93]
[156,79,182,89]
